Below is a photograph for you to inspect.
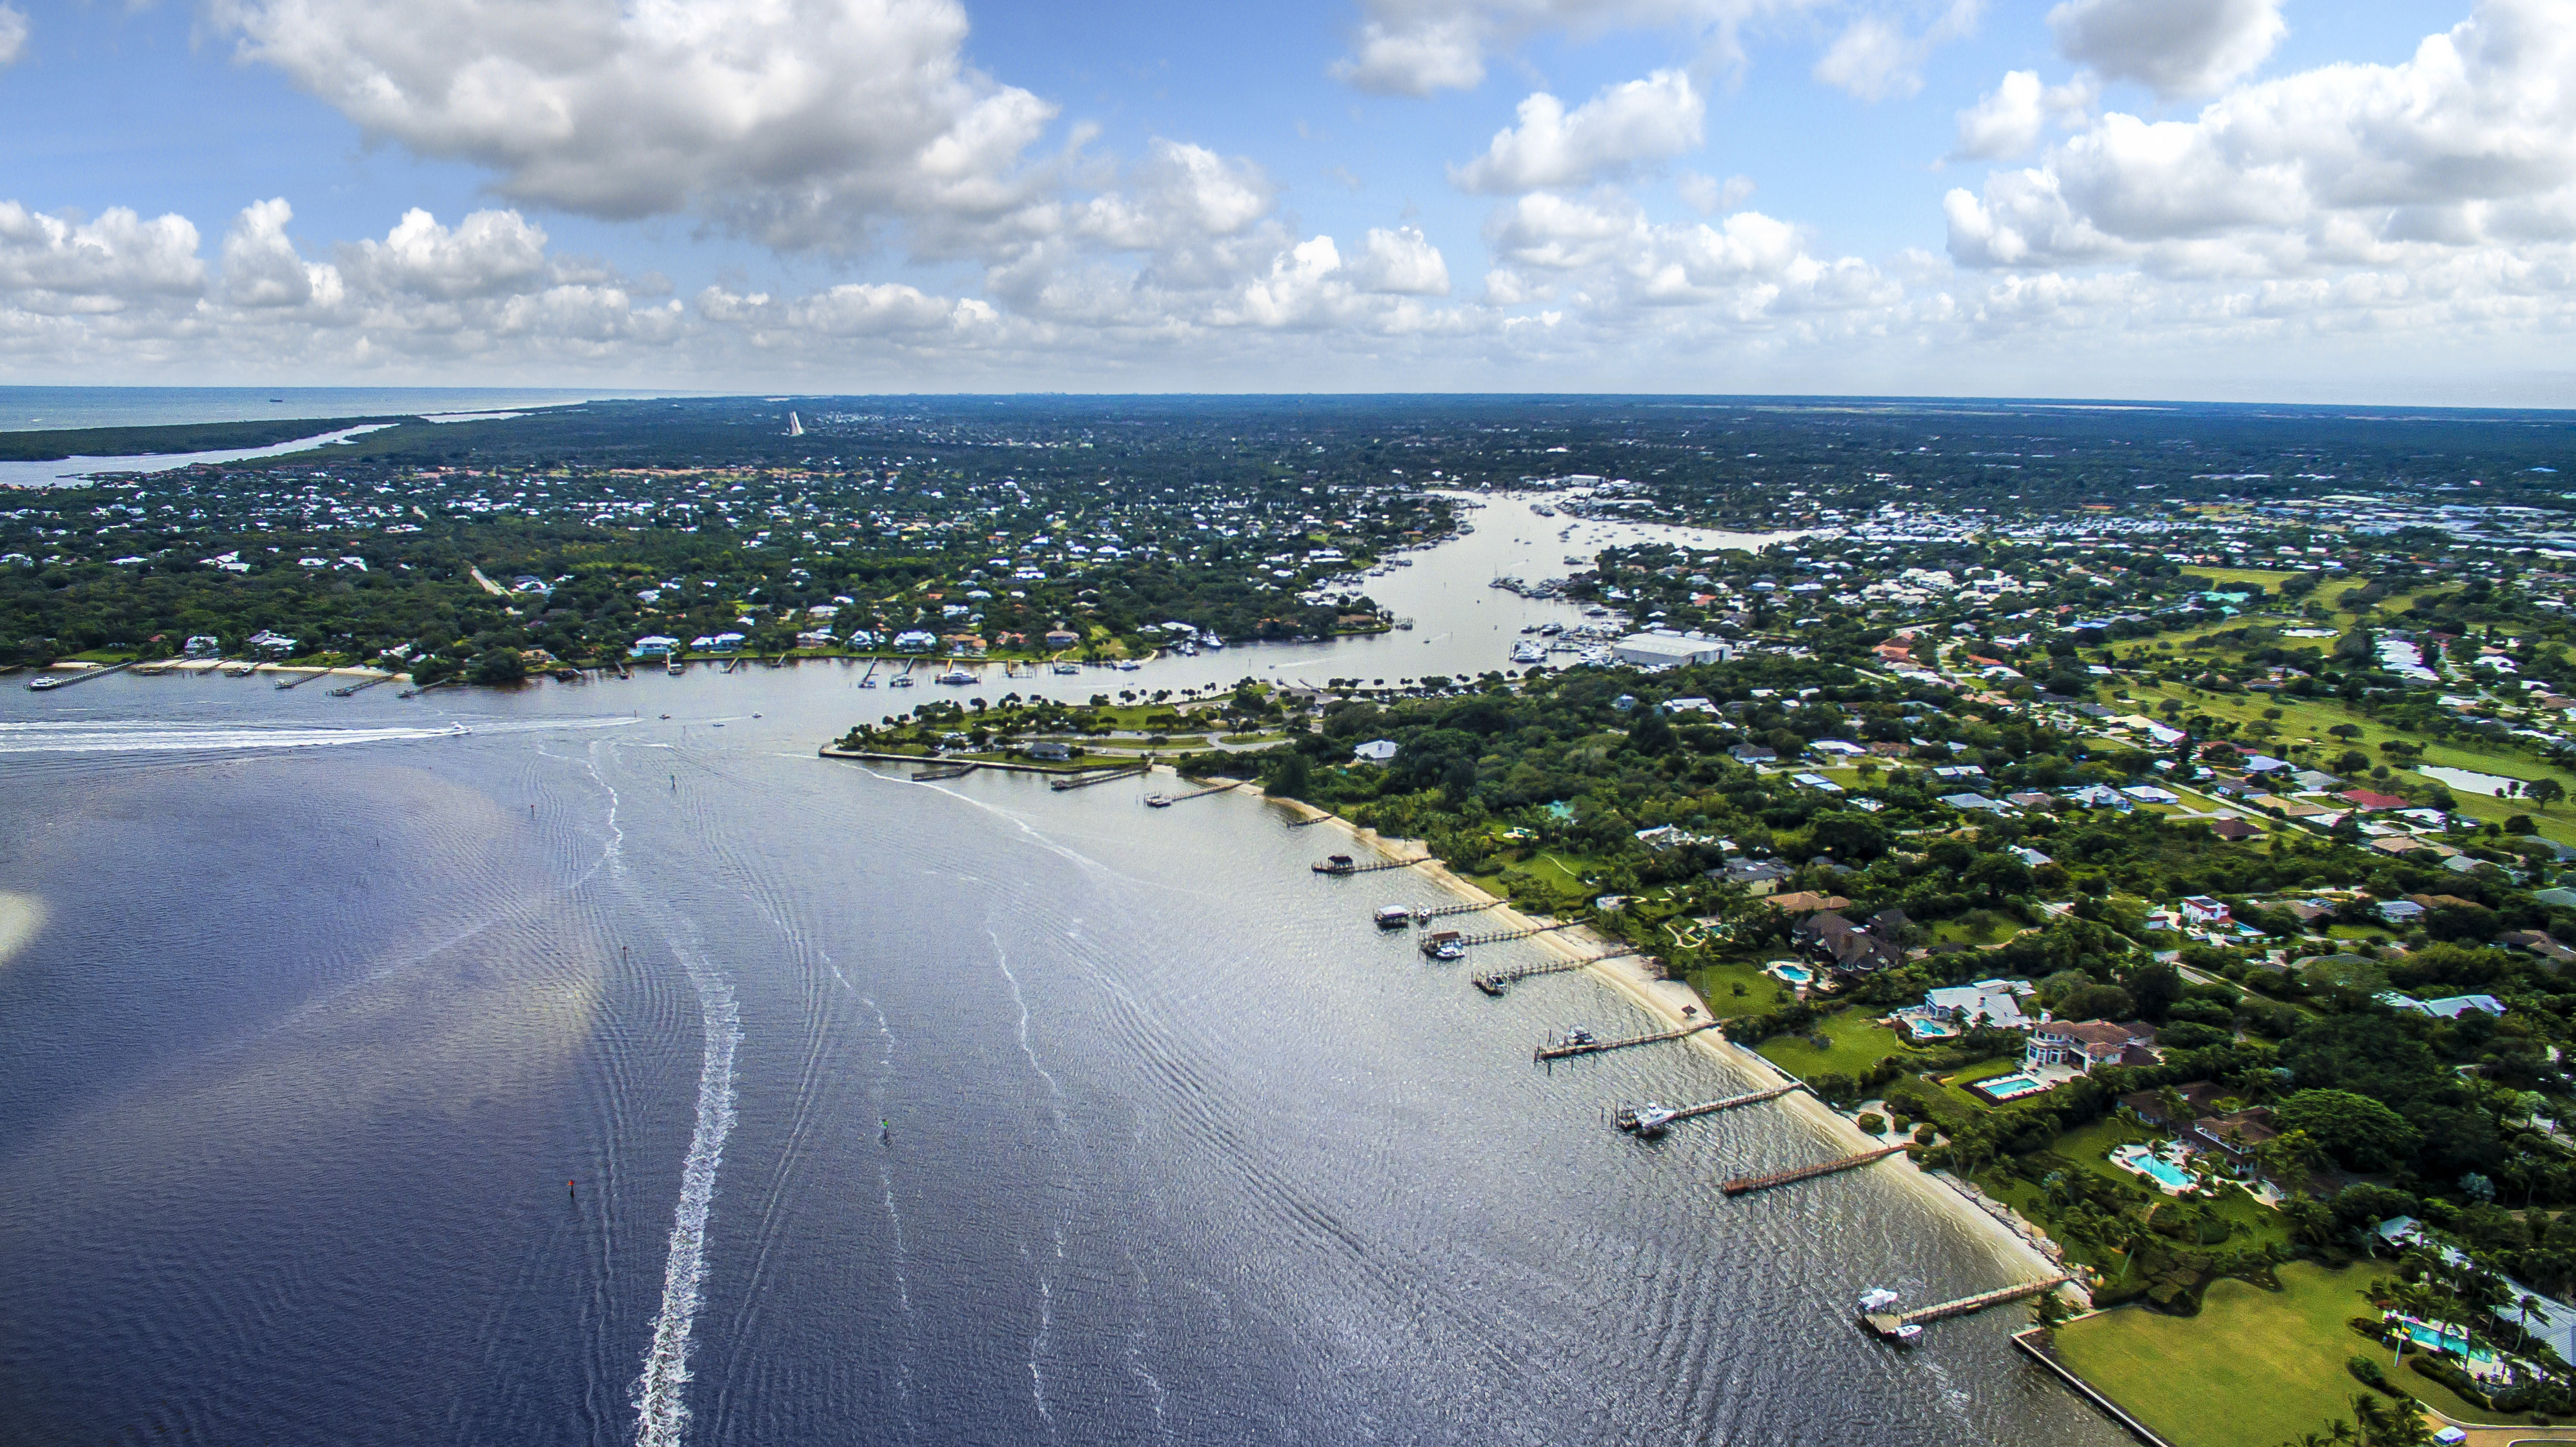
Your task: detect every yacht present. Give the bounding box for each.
[1114,660,1140,671]
[1858,1288,1901,1314]
[1052,662,1082,675]
[1562,1026,1596,1046]
[1201,636,1225,651]
[936,668,976,685]
[1626,1101,1678,1135]
[1509,642,1545,664]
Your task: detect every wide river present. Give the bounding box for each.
[0,499,2126,1446]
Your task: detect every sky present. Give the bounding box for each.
[0,0,2568,403]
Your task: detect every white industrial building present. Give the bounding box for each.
[1611,630,1738,669]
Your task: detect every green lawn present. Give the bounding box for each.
[1691,959,1797,1019]
[2053,1262,2494,1447]
[1755,1008,1913,1081]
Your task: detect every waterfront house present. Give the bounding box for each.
[1023,742,1073,761]
[1795,910,1900,975]
[1351,739,1400,764]
[2180,896,2233,927]
[2121,1081,2231,1126]
[184,635,221,657]
[629,634,680,657]
[1043,626,1082,649]
[1715,858,1793,895]
[2026,1020,2157,1075]
[248,629,297,658]
[1898,979,2035,1039]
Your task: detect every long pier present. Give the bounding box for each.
[1285,813,1333,827]
[25,658,141,691]
[1721,1144,1907,1197]
[1413,898,1503,922]
[1614,1082,1802,1134]
[1864,1276,2075,1337]
[328,673,394,698]
[912,762,979,781]
[1535,1020,1715,1062]
[1147,780,1239,807]
[1473,947,1640,995]
[1312,853,1433,874]
[1451,919,1578,948]
[1049,764,1149,791]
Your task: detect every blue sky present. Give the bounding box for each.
[0,0,2565,401]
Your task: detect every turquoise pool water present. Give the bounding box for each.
[2395,1317,2497,1366]
[1979,1075,2053,1100]
[1771,964,1813,984]
[2111,1146,2194,1189]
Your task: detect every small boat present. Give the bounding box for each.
[1473,975,1505,997]
[1201,637,1225,651]
[552,668,581,682]
[1374,905,1414,929]
[1858,1288,1901,1314]
[889,675,915,687]
[1052,662,1081,675]
[1886,1323,1924,1343]
[447,724,471,736]
[667,656,683,675]
[659,713,671,719]
[1419,929,1464,960]
[858,677,877,687]
[1144,793,1174,808]
[1113,660,1140,671]
[936,669,975,685]
[1561,1026,1596,1047]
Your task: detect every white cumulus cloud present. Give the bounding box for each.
[1813,0,1984,103]
[1949,70,2096,162]
[2047,0,2286,100]
[206,0,1059,253]
[1331,0,1807,96]
[1451,70,1705,193]
[0,5,28,69]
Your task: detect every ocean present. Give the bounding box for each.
[0,387,676,434]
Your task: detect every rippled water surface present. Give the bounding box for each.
[0,502,2124,1447]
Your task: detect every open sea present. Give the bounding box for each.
[0,498,2132,1446]
[0,387,672,433]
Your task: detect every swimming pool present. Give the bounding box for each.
[2391,1315,2499,1367]
[1769,963,1814,985]
[1978,1074,2053,1101]
[2111,1144,2195,1191]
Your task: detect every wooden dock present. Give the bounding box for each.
[1721,1145,1907,1197]
[1451,919,1578,948]
[1311,853,1433,874]
[912,762,980,781]
[1049,764,1149,791]
[1535,1020,1715,1062]
[328,673,394,698]
[1863,1276,2074,1337]
[1285,813,1333,827]
[1146,780,1240,807]
[1613,1082,1801,1135]
[1413,898,1503,922]
[25,658,141,691]
[1472,947,1640,996]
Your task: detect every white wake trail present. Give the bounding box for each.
[587,744,743,1447]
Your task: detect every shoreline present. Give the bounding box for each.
[1253,781,2073,1295]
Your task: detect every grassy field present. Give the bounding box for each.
[2053,1263,2495,1447]
[1754,1007,1913,1080]
[1690,959,1798,1018]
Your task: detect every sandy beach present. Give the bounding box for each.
[1242,775,2074,1295]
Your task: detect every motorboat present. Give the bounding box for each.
[1143,793,1174,807]
[1561,1026,1596,1047]
[936,669,976,685]
[1374,905,1414,929]
[1858,1288,1901,1314]
[1201,637,1225,651]
[1052,662,1081,675]
[889,674,915,687]
[1114,660,1140,671]
[1624,1101,1679,1135]
[1509,642,1545,664]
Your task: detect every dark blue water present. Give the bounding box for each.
[0,669,2126,1447]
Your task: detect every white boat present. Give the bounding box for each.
[1858,1288,1901,1313]
[1114,660,1140,671]
[936,669,976,685]
[1509,642,1545,664]
[1052,662,1081,675]
[1628,1101,1678,1134]
[889,675,915,688]
[1202,637,1225,651]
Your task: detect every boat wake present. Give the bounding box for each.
[584,746,742,1447]
[0,716,633,753]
